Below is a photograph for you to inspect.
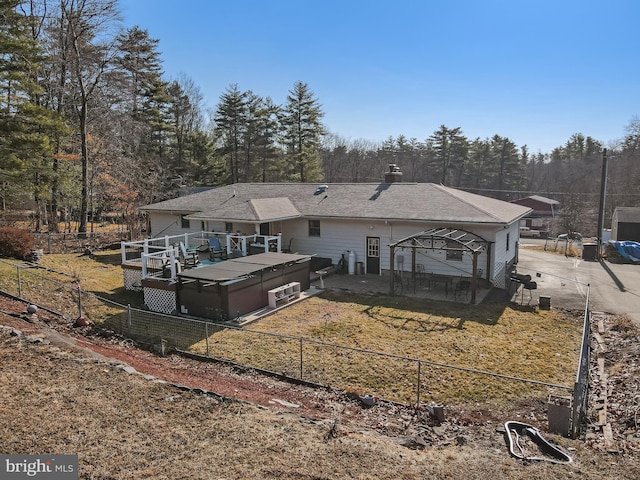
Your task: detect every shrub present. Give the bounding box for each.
[0,227,35,259]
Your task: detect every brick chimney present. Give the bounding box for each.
[384,164,402,183]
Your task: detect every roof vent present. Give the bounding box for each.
[316,184,329,194]
[384,164,402,183]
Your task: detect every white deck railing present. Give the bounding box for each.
[121,231,283,281]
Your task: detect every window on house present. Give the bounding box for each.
[225,222,233,233]
[446,249,463,261]
[308,220,321,237]
[180,215,190,229]
[446,240,463,261]
[506,233,510,251]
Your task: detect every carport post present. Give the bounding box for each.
[471,252,479,304]
[411,240,417,285]
[389,246,396,294]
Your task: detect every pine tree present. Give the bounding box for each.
[0,0,68,223]
[252,96,281,182]
[0,0,39,184]
[281,81,325,182]
[214,84,247,184]
[427,125,468,186]
[464,138,492,190]
[489,134,522,200]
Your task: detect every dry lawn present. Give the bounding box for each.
[192,291,582,406]
[2,251,583,407]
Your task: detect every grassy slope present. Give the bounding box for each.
[2,330,638,480]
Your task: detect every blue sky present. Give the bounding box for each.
[120,0,639,154]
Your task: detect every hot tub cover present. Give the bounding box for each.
[177,252,312,282]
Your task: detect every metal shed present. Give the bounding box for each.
[612,207,640,242]
[176,252,312,320]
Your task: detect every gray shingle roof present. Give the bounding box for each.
[141,183,531,225]
[513,195,560,205]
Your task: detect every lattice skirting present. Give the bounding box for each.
[493,263,508,289]
[124,268,142,291]
[144,287,177,315]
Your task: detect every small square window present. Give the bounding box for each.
[308,220,321,237]
[446,240,463,261]
[181,215,190,229]
[225,222,233,233]
[446,249,463,261]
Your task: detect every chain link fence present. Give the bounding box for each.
[0,258,585,425]
[0,259,127,326]
[571,305,591,438]
[32,230,130,255]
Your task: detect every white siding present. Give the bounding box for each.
[148,211,521,284]
[150,214,258,238]
[492,224,519,279]
[285,218,499,278]
[149,212,185,237]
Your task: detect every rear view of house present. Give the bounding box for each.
[139,165,531,295]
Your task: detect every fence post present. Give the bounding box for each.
[416,360,422,408]
[127,304,132,329]
[77,284,82,319]
[205,323,210,357]
[569,382,583,438]
[299,338,303,380]
[17,266,22,298]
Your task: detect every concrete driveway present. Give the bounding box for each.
[514,246,640,324]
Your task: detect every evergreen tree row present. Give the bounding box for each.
[1,0,638,236]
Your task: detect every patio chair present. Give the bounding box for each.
[179,241,199,268]
[416,263,427,285]
[208,237,227,261]
[282,238,294,253]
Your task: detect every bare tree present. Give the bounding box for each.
[59,0,120,234]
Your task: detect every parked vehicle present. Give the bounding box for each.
[519,226,541,238]
[558,232,583,241]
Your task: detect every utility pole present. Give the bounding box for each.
[596,149,608,259]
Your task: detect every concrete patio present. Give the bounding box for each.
[309,269,493,304]
[236,269,495,325]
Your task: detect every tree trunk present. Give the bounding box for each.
[78,102,89,236]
